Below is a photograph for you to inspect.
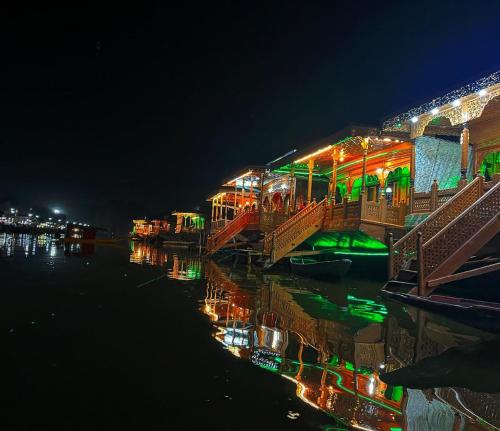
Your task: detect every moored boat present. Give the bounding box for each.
[290,254,351,280]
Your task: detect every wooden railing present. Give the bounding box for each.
[328,200,361,230]
[259,212,289,233]
[422,180,500,280]
[412,181,459,214]
[206,210,259,254]
[210,219,229,233]
[390,176,484,279]
[361,195,407,226]
[263,199,327,264]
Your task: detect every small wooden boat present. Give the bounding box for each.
[290,255,351,280]
[382,282,500,333]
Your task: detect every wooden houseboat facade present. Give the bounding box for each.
[205,71,500,291]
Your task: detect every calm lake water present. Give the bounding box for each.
[2,233,500,430]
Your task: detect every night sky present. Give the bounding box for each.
[2,1,500,233]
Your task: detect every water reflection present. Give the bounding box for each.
[129,241,202,280]
[203,260,500,430]
[0,233,63,259]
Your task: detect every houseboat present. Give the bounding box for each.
[204,71,500,296]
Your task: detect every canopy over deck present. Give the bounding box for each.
[270,125,412,183]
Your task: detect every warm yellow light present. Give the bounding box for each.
[294,144,333,163]
[360,138,369,151]
[339,148,345,162]
[225,170,253,185]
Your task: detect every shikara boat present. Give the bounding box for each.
[290,255,351,280]
[382,282,500,334]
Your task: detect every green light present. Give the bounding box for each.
[278,359,403,415]
[305,231,388,252]
[333,251,388,256]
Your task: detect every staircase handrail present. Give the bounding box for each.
[391,176,484,279]
[206,209,258,254]
[263,198,327,257]
[422,180,500,279]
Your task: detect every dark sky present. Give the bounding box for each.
[2,1,500,232]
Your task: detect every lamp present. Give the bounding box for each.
[376,167,390,196]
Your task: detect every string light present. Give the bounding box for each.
[383,70,500,130]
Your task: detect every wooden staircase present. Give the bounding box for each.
[388,176,500,296]
[206,210,259,255]
[263,198,327,266]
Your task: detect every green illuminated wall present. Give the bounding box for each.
[480,151,500,181]
[304,231,387,254]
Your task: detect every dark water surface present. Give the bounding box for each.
[2,234,500,430]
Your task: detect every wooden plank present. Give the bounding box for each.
[427,261,500,288]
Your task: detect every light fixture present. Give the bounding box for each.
[53,209,61,214]
[360,138,369,151]
[339,148,345,162]
[410,116,418,123]
[431,108,439,115]
[452,99,461,107]
[386,187,392,193]
[478,89,487,97]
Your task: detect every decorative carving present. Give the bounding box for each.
[263,198,326,263]
[383,70,500,136]
[391,177,483,279]
[423,179,499,279]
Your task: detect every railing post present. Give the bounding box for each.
[478,174,485,197]
[379,195,387,222]
[387,232,394,279]
[399,203,408,225]
[417,231,424,297]
[360,191,367,219]
[409,186,415,214]
[430,179,438,211]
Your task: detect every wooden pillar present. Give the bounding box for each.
[307,159,314,203]
[460,123,469,180]
[289,164,295,213]
[409,139,416,213]
[224,194,228,220]
[417,231,424,296]
[361,148,368,194]
[387,232,394,279]
[211,198,216,222]
[241,176,246,208]
[330,153,338,204]
[258,170,265,210]
[249,175,254,207]
[430,179,438,211]
[233,182,238,217]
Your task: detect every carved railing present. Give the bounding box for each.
[263,199,327,263]
[259,212,289,233]
[361,195,407,226]
[206,210,259,254]
[422,180,500,279]
[412,182,458,214]
[391,176,484,279]
[210,219,229,233]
